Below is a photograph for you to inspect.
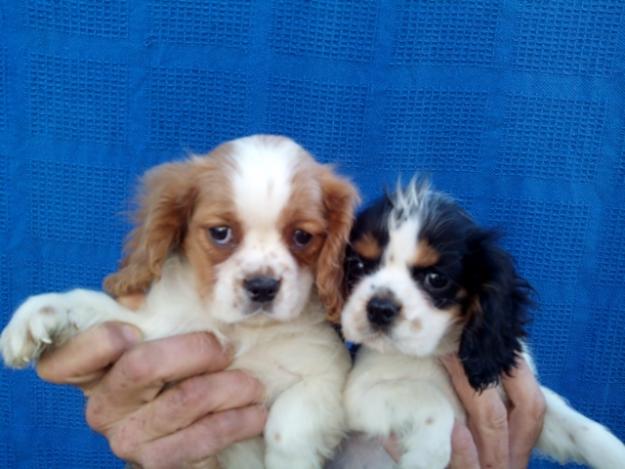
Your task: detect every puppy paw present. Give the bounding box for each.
[1,294,75,368]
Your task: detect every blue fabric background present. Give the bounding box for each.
[0,1,624,467]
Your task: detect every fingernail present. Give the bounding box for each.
[121,324,142,345]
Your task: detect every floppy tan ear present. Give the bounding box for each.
[104,160,199,297]
[315,167,360,323]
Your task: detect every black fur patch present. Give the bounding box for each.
[343,180,533,391]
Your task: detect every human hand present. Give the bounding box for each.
[442,354,546,469]
[36,322,267,468]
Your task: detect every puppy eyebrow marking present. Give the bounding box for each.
[412,239,440,268]
[353,233,382,259]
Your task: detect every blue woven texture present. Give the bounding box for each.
[0,1,624,467]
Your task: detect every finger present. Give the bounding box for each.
[502,358,546,469]
[126,405,267,468]
[441,354,484,413]
[382,433,401,463]
[467,392,509,468]
[36,322,142,384]
[442,354,509,468]
[449,421,480,469]
[90,333,232,422]
[119,370,265,442]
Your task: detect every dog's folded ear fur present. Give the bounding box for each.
[104,161,199,297]
[459,230,532,391]
[315,167,360,324]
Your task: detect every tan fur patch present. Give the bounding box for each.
[412,239,440,268]
[310,164,359,323]
[353,233,382,259]
[185,151,240,298]
[104,142,237,298]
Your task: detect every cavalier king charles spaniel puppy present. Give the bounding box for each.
[1,135,359,468]
[341,179,625,469]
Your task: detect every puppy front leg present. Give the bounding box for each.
[345,380,454,469]
[264,378,346,469]
[1,288,141,368]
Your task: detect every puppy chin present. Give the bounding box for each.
[392,335,441,357]
[391,320,462,357]
[346,322,457,357]
[362,335,401,354]
[343,320,441,356]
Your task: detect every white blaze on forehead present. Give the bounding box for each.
[384,180,433,268]
[385,216,420,268]
[230,137,300,229]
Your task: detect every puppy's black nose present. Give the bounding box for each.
[244,276,281,303]
[367,297,400,329]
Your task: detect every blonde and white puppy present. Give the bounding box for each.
[1,135,358,469]
[341,180,625,469]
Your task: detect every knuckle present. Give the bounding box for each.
[204,412,237,448]
[118,346,156,383]
[241,405,267,432]
[85,397,107,432]
[167,378,201,410]
[99,323,131,352]
[481,399,508,430]
[189,332,223,359]
[108,429,139,461]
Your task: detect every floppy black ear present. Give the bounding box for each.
[459,231,532,391]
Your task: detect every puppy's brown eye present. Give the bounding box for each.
[424,271,449,290]
[293,229,313,248]
[209,226,232,245]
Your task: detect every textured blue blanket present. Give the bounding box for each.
[0,1,623,467]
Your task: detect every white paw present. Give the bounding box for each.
[1,293,75,368]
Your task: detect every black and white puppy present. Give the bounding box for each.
[341,179,625,469]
